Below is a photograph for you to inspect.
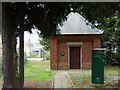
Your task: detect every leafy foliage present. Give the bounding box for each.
[79,2,120,65]
[2,2,120,88]
[40,38,50,51]
[37,31,50,51]
[10,2,72,37]
[3,2,120,66]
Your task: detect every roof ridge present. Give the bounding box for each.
[59,12,103,35]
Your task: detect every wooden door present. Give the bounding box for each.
[70,47,80,69]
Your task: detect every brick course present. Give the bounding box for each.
[50,35,101,70]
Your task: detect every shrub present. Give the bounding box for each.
[44,51,50,60]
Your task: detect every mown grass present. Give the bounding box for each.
[0,60,54,87]
[0,58,3,86]
[104,66,119,76]
[68,66,119,88]
[24,60,55,82]
[68,70,92,88]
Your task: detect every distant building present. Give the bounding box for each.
[24,42,45,58]
[16,29,46,58]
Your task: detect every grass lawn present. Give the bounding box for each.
[68,66,119,88]
[24,60,55,88]
[0,60,54,88]
[67,70,91,88]
[0,59,3,88]
[104,66,119,76]
[0,60,119,88]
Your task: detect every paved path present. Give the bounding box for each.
[54,71,73,88]
[27,58,43,61]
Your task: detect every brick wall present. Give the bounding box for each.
[50,36,58,70]
[50,35,101,70]
[57,42,68,69]
[82,41,92,69]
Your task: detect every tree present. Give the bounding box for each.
[37,32,50,51]
[71,2,120,65]
[40,37,50,51]
[101,14,120,65]
[2,3,20,88]
[2,2,120,88]
[2,2,71,88]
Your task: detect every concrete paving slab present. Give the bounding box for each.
[54,71,73,89]
[27,58,43,61]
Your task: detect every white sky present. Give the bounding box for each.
[17,29,40,48]
[0,29,40,49]
[24,28,40,44]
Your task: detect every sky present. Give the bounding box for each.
[24,28,40,44]
[17,29,40,48]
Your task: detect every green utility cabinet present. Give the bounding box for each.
[92,48,106,84]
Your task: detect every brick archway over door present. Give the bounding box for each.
[70,47,80,69]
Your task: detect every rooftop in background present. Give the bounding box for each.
[59,12,103,35]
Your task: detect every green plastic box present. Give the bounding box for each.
[92,48,106,84]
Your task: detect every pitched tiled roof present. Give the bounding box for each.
[59,12,103,35]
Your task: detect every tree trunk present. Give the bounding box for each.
[13,34,19,77]
[19,30,24,88]
[2,3,20,88]
[18,3,25,86]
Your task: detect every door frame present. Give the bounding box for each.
[67,42,82,69]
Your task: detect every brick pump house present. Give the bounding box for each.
[50,12,102,70]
